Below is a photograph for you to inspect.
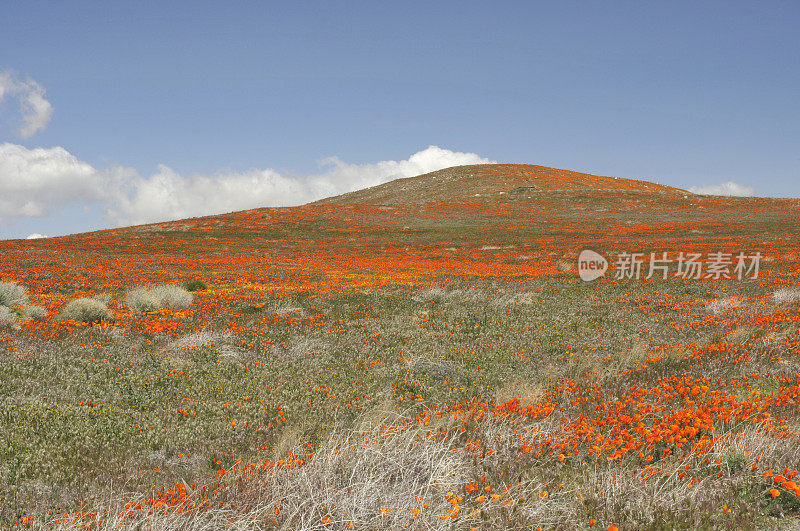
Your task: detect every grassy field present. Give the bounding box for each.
[1,176,800,529]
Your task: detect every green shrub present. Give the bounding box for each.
[126,284,193,314]
[0,281,28,308]
[183,279,208,292]
[61,297,113,323]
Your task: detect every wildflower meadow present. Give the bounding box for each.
[1,165,799,529]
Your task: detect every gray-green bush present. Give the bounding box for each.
[0,281,28,308]
[126,284,193,314]
[60,297,113,323]
[0,306,16,327]
[773,287,800,303]
[24,305,47,320]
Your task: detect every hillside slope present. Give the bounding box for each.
[311,163,690,205]
[3,162,800,529]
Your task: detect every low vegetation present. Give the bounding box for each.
[59,297,113,323]
[0,281,47,326]
[183,279,208,292]
[0,281,27,308]
[0,305,15,327]
[1,175,799,529]
[126,284,193,314]
[0,278,797,529]
[773,288,800,304]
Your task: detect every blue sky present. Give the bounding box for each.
[1,1,798,239]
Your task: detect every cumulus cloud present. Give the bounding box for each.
[105,164,307,226]
[310,145,494,199]
[26,233,46,239]
[0,144,493,227]
[688,181,755,197]
[107,145,492,225]
[0,71,53,138]
[0,143,104,218]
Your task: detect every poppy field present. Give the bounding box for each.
[1,166,800,529]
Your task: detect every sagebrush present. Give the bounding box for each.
[126,284,193,313]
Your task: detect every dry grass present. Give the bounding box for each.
[39,415,800,530]
[0,305,16,327]
[0,281,28,308]
[60,297,113,323]
[126,284,193,313]
[45,418,470,530]
[4,279,800,529]
[706,296,746,314]
[773,288,800,304]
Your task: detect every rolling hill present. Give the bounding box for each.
[2,163,800,529]
[311,163,690,205]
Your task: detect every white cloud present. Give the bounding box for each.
[0,143,104,219]
[104,164,306,226]
[0,71,53,138]
[311,145,493,198]
[688,181,755,197]
[26,233,46,239]
[0,144,493,227]
[107,145,493,225]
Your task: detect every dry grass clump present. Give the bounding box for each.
[126,284,193,314]
[54,421,799,530]
[706,296,745,314]
[0,305,16,327]
[773,288,800,303]
[554,259,573,272]
[23,305,47,320]
[0,281,47,323]
[0,281,28,308]
[574,425,800,528]
[249,422,468,528]
[60,297,113,323]
[495,379,545,407]
[48,420,469,530]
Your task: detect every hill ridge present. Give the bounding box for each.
[310,163,690,205]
